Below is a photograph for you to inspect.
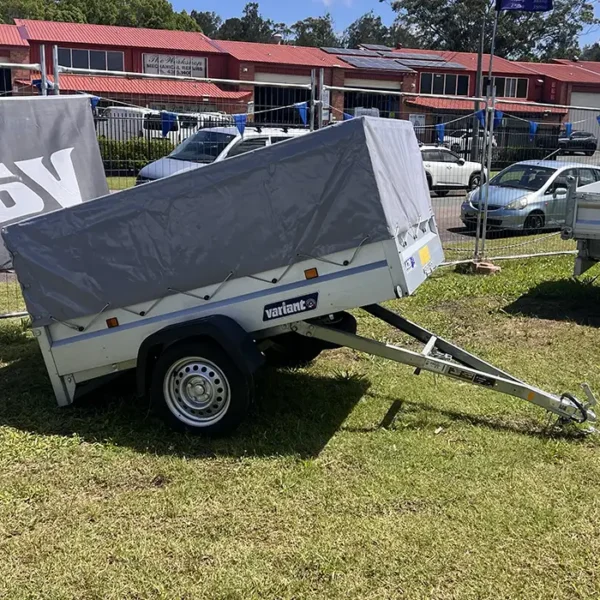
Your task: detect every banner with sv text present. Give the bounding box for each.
[0,95,108,269]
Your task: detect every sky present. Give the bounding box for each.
[171,0,599,46]
[171,0,396,33]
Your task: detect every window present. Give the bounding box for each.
[432,74,444,94]
[420,73,432,94]
[71,49,88,69]
[444,74,457,95]
[89,50,107,70]
[421,150,443,162]
[491,165,555,191]
[482,77,528,98]
[227,138,268,158]
[107,51,124,71]
[170,130,236,164]
[420,73,470,96]
[439,149,461,163]
[577,168,599,187]
[457,76,469,96]
[58,48,124,72]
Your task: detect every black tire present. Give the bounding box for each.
[469,172,483,190]
[524,211,545,233]
[436,190,449,197]
[263,312,357,368]
[150,340,251,436]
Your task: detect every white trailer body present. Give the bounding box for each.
[562,180,600,275]
[35,229,440,406]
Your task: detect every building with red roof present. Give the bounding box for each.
[0,24,29,96]
[2,19,600,128]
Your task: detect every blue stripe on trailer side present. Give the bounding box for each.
[576,219,600,225]
[52,260,389,348]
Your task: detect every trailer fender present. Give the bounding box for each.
[136,315,264,397]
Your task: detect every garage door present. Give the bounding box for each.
[570,92,600,136]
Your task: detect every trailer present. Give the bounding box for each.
[562,179,600,276]
[3,117,597,435]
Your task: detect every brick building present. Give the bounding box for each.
[1,18,600,129]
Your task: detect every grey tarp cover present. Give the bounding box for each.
[0,95,108,269]
[3,117,432,327]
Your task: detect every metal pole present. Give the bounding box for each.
[39,45,47,96]
[310,69,316,132]
[480,9,500,259]
[473,103,490,259]
[471,13,486,162]
[318,68,325,130]
[52,45,60,95]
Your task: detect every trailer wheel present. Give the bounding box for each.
[151,341,250,435]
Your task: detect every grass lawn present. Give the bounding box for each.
[1,256,600,599]
[106,176,136,191]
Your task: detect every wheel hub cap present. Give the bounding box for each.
[164,357,230,427]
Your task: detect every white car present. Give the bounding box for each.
[421,146,487,197]
[444,129,497,156]
[136,126,309,184]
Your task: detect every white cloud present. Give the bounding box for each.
[315,0,353,6]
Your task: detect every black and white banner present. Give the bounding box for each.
[0,95,108,269]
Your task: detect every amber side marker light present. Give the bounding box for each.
[106,317,120,329]
[304,267,319,280]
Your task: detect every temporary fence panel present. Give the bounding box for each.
[323,84,600,264]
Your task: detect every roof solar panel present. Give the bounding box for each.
[395,52,446,62]
[343,56,415,72]
[321,47,380,57]
[395,59,467,70]
[359,44,394,52]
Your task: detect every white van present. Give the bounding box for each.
[95,106,232,143]
[136,126,309,184]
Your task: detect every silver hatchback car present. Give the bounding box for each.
[461,160,600,231]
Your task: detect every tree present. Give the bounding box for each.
[191,10,222,37]
[0,0,200,31]
[388,0,597,60]
[217,2,285,43]
[291,14,339,47]
[344,11,390,49]
[581,43,600,61]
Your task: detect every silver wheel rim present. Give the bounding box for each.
[471,176,480,189]
[163,356,231,427]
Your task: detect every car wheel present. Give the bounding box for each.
[469,172,482,190]
[151,340,251,435]
[524,211,545,233]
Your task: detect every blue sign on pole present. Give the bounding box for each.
[496,0,552,11]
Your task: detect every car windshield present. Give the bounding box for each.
[490,165,555,191]
[169,130,236,164]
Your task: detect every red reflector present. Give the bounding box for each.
[304,267,319,280]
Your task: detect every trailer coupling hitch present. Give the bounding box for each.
[561,384,598,427]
